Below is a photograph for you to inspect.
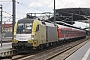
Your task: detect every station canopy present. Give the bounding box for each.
[49,8,90,24]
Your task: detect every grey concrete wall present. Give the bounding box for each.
[0,34,1,40]
[0,33,12,41]
[2,32,12,37]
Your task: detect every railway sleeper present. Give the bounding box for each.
[0,49,16,59]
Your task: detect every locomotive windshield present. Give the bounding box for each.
[17,23,32,34]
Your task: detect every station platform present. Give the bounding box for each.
[0,42,12,51]
[0,42,13,58]
[66,40,90,60]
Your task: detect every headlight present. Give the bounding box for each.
[12,39,18,43]
[28,40,32,43]
[14,35,16,39]
[31,35,34,39]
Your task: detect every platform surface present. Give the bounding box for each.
[66,40,90,60]
[0,42,12,51]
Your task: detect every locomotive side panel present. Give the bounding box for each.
[35,24,46,46]
[46,26,58,43]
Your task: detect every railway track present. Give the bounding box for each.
[12,54,27,60]
[0,40,11,43]
[47,39,89,60]
[10,38,89,60]
[0,49,15,60]
[12,48,47,60]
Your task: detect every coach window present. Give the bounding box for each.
[60,30,62,34]
[62,30,63,34]
[72,31,74,34]
[60,30,61,33]
[62,30,64,34]
[70,31,71,34]
[68,31,69,34]
[69,31,70,34]
[70,31,72,34]
[67,31,69,34]
[63,30,64,34]
[64,30,65,34]
[67,31,68,34]
[73,31,74,34]
[66,31,68,34]
[65,30,67,34]
[61,30,63,34]
[64,30,66,34]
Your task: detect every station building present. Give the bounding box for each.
[2,24,12,32]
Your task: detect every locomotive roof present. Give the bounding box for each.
[45,22,55,27]
[18,18,34,23]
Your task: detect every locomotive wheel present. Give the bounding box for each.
[49,43,53,47]
[37,45,44,50]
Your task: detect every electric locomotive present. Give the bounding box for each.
[12,16,58,49]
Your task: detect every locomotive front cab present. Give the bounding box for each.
[12,18,38,49]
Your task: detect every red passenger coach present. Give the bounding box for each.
[57,24,86,42]
[57,26,60,38]
[57,25,64,40]
[57,24,72,41]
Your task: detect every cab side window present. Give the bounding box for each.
[36,25,39,32]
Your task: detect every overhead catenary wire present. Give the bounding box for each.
[59,0,70,8]
[0,1,12,16]
[62,0,71,8]
[16,1,54,20]
[3,2,11,8]
[3,11,12,16]
[2,10,19,23]
[0,2,13,23]
[16,1,45,12]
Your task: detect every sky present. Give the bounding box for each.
[0,0,90,28]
